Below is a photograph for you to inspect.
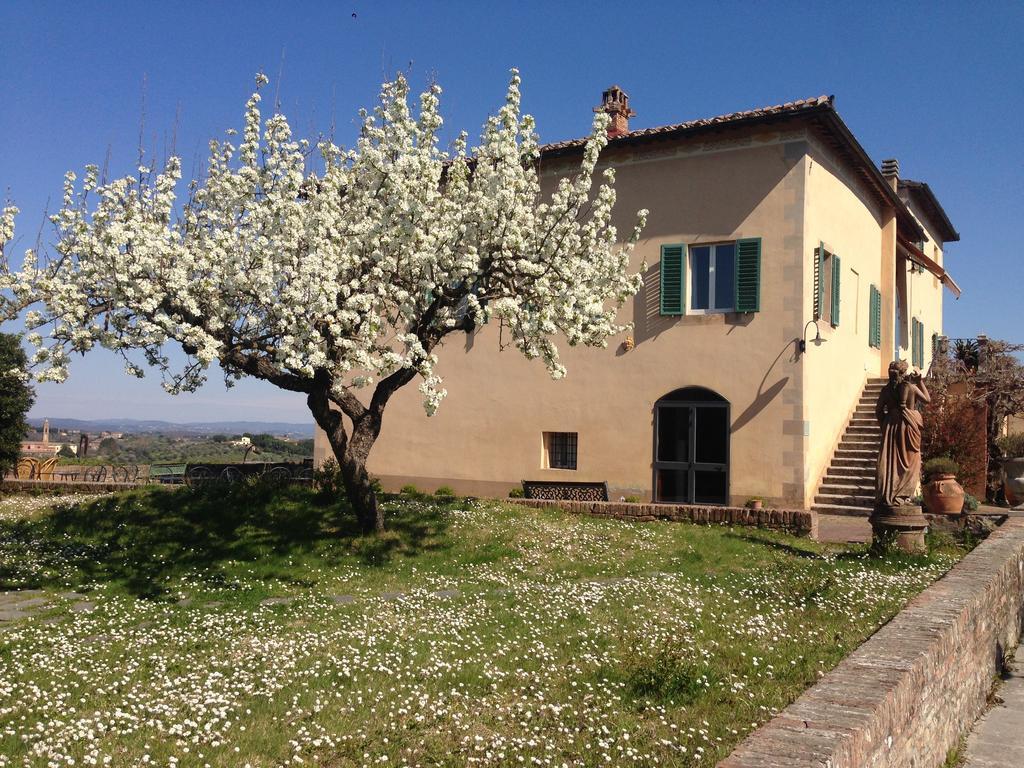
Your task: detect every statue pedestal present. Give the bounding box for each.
[870,504,928,554]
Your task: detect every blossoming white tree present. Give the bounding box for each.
[0,71,646,532]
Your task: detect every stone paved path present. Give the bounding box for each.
[965,654,1024,767]
[0,590,96,628]
[0,590,49,625]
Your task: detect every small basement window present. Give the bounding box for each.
[543,432,578,470]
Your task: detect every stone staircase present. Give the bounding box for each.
[811,377,886,517]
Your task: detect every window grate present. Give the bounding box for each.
[545,432,578,470]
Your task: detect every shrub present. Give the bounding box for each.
[399,484,421,497]
[507,487,524,498]
[922,389,987,492]
[434,485,455,497]
[623,495,641,504]
[923,456,960,481]
[963,493,980,512]
[996,432,1024,458]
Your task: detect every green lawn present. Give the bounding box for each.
[0,486,968,767]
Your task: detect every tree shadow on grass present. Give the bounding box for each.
[0,483,452,598]
[723,531,825,560]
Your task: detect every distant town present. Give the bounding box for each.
[20,417,314,466]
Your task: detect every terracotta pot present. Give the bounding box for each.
[749,500,763,511]
[1003,457,1024,508]
[922,473,965,515]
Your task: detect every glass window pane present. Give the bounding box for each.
[690,246,709,310]
[656,469,689,502]
[656,406,689,463]
[714,244,735,310]
[695,406,728,464]
[693,470,727,504]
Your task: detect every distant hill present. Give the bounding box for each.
[26,417,314,438]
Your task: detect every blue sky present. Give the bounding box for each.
[1,0,1021,422]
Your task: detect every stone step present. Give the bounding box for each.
[815,493,874,509]
[826,467,875,480]
[847,425,881,435]
[835,448,876,460]
[819,483,875,496]
[833,457,875,469]
[849,417,878,426]
[811,503,872,518]
[842,433,878,444]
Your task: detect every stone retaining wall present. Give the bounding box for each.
[511,498,817,537]
[719,518,1024,768]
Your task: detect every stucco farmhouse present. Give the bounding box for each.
[314,87,960,510]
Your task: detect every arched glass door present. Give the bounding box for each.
[653,387,730,505]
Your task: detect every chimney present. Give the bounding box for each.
[42,418,49,444]
[594,85,635,139]
[881,158,900,191]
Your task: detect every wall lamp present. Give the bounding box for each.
[799,320,826,354]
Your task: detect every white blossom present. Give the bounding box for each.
[0,71,645,513]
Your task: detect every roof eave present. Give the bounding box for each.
[899,180,960,243]
[813,110,925,242]
[538,99,926,242]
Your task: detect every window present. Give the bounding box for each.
[543,432,577,470]
[911,319,925,368]
[659,240,760,316]
[690,243,736,312]
[814,242,841,327]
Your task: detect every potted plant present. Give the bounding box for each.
[996,432,1024,508]
[922,457,965,515]
[745,497,764,511]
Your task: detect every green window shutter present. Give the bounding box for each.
[659,244,685,316]
[814,242,825,321]
[867,287,875,347]
[869,285,881,349]
[830,254,841,327]
[734,237,761,313]
[875,288,882,348]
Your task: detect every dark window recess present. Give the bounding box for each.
[652,387,729,505]
[545,432,578,470]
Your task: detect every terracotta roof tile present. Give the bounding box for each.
[538,95,833,154]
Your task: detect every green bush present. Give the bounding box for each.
[623,495,641,504]
[923,456,960,481]
[996,432,1024,458]
[400,484,421,497]
[963,493,980,512]
[313,460,344,500]
[434,485,455,497]
[507,487,524,498]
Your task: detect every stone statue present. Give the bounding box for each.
[875,359,931,507]
[870,360,931,553]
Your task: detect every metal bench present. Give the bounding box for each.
[521,480,609,502]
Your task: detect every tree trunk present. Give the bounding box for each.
[338,442,384,533]
[307,384,385,534]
